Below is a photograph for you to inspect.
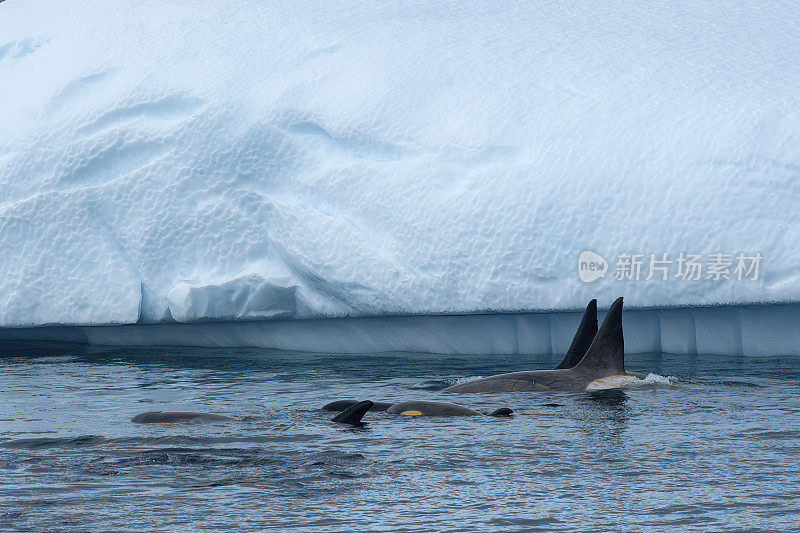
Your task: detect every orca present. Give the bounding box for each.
[386,401,512,417]
[323,399,512,417]
[322,400,394,412]
[317,299,600,416]
[552,298,646,379]
[554,298,598,369]
[331,400,374,426]
[443,297,644,392]
[132,404,374,426]
[131,411,234,423]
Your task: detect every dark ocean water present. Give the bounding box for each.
[1,341,800,532]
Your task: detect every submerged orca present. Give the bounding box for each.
[444,297,642,392]
[323,399,512,417]
[132,404,374,427]
[131,411,234,423]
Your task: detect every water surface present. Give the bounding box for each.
[1,342,799,532]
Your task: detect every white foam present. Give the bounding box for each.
[450,376,486,387]
[586,375,642,390]
[641,373,679,386]
[586,372,677,391]
[1,1,799,329]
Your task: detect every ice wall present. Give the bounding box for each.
[1,1,800,328]
[2,305,798,357]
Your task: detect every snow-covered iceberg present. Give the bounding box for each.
[1,1,799,342]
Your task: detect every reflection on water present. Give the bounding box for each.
[2,341,800,531]
[585,388,628,406]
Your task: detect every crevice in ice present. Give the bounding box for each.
[735,310,744,357]
[546,314,557,355]
[511,315,519,355]
[652,313,662,353]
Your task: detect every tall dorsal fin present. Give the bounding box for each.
[575,297,625,376]
[554,299,598,369]
[331,400,373,425]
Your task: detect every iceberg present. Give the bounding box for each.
[2,304,799,357]
[1,1,799,354]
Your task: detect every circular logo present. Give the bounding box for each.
[578,251,608,283]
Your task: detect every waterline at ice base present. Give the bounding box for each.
[2,304,799,357]
[2,1,800,356]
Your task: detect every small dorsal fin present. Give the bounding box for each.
[575,297,625,376]
[322,400,393,412]
[331,400,374,425]
[322,400,359,411]
[554,299,598,369]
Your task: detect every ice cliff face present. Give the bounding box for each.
[1,1,799,326]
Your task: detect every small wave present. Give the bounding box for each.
[690,379,761,388]
[587,373,678,391]
[641,373,679,386]
[310,451,367,465]
[447,375,484,387]
[410,379,451,390]
[27,356,78,363]
[0,435,105,449]
[617,373,679,388]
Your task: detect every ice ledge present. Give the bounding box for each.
[1,303,798,357]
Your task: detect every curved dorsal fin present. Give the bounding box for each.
[322,400,393,412]
[575,297,625,376]
[554,299,598,369]
[331,400,373,425]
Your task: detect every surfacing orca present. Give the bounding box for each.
[331,400,374,426]
[553,298,645,379]
[554,298,598,369]
[386,401,512,417]
[322,400,394,412]
[323,400,512,417]
[318,300,598,416]
[444,297,641,393]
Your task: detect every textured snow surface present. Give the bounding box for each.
[1,1,800,327]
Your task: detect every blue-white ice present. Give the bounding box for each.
[1,1,799,332]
